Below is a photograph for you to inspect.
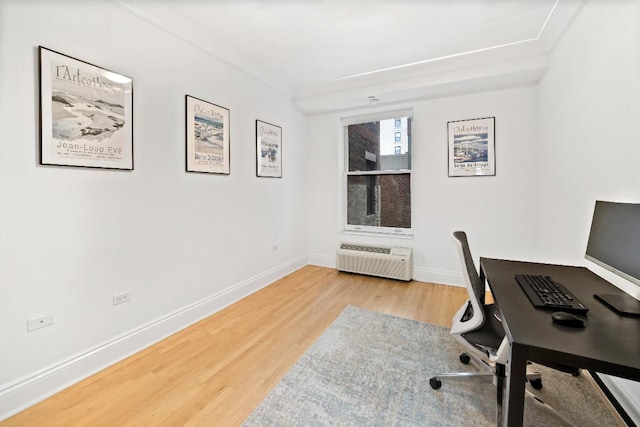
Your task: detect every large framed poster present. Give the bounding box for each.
[39,46,133,170]
[256,120,282,178]
[448,117,495,177]
[185,95,230,174]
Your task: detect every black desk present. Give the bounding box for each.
[480,258,640,427]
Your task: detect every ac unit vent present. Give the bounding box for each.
[336,243,413,281]
[339,243,391,254]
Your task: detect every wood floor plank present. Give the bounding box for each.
[2,266,469,427]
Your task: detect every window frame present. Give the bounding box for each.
[340,109,414,237]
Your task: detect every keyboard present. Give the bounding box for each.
[515,274,589,315]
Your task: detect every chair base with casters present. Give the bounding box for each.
[429,342,547,390]
[429,339,581,427]
[428,351,542,391]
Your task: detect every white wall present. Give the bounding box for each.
[307,87,541,285]
[0,0,307,418]
[538,0,640,422]
[538,0,640,274]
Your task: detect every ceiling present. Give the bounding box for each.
[113,0,586,114]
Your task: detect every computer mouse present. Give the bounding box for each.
[551,311,585,328]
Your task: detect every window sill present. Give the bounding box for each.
[341,229,414,240]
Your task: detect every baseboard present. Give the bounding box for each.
[0,255,307,421]
[307,253,335,268]
[594,373,640,426]
[412,267,463,287]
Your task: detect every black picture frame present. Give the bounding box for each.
[39,46,134,170]
[256,120,282,178]
[185,95,231,175]
[447,116,495,177]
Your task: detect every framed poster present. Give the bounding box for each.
[256,120,282,178]
[448,117,495,177]
[185,95,230,174]
[39,46,133,170]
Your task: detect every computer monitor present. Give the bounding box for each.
[586,200,640,315]
[586,201,640,286]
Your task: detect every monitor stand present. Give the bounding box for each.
[594,293,640,317]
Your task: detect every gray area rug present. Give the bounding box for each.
[242,305,618,426]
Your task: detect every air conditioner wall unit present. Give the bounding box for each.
[336,243,413,281]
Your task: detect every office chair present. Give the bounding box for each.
[429,231,576,426]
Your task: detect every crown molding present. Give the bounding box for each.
[110,0,586,114]
[110,0,295,97]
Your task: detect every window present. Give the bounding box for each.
[395,118,401,128]
[343,111,412,235]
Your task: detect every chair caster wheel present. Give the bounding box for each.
[572,368,582,377]
[459,353,471,364]
[529,378,543,390]
[429,377,442,390]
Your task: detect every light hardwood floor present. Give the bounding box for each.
[3,266,469,426]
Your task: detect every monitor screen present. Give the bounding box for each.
[585,200,640,287]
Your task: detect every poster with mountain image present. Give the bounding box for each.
[39,47,133,169]
[185,95,230,174]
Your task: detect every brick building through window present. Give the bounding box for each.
[345,114,412,233]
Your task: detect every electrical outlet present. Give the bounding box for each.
[113,291,131,305]
[27,314,55,332]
